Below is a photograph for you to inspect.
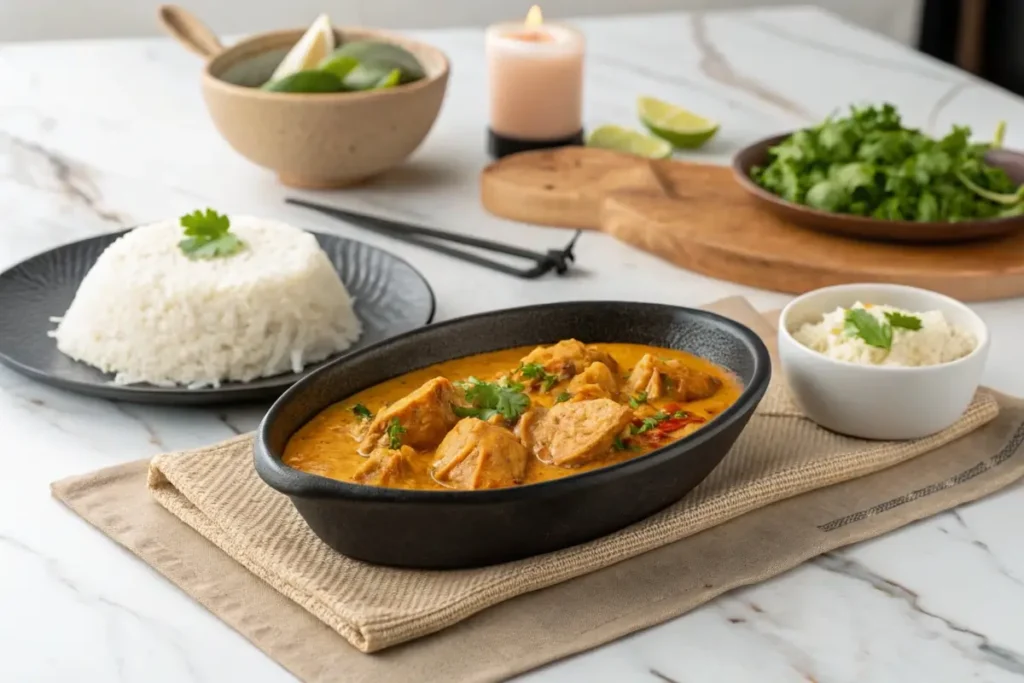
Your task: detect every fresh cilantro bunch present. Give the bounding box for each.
[178,209,244,259]
[453,377,531,421]
[752,104,1023,222]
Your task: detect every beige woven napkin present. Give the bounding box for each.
[52,297,1024,683]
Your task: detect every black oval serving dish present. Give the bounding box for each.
[255,301,771,569]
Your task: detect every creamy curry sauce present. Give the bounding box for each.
[283,341,742,491]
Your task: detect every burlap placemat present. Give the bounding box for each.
[51,297,1024,683]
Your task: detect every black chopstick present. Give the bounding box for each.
[285,197,580,279]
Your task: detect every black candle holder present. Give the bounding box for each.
[487,128,585,159]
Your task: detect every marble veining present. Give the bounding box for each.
[1,6,1023,682]
[691,13,817,122]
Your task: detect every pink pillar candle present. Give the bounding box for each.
[486,10,585,141]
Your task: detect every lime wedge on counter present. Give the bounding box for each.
[261,70,343,93]
[586,125,673,159]
[318,54,359,80]
[268,14,335,82]
[637,96,719,149]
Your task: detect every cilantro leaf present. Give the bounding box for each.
[628,391,648,409]
[495,389,530,421]
[453,405,499,421]
[518,363,560,392]
[844,308,893,350]
[555,392,571,404]
[352,403,373,420]
[630,411,670,435]
[612,436,641,452]
[386,418,406,449]
[517,363,546,379]
[884,311,923,331]
[455,377,530,421]
[178,208,244,259]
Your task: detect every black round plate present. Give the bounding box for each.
[0,231,435,404]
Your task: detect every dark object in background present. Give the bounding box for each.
[488,129,585,159]
[918,0,962,66]
[287,197,581,279]
[919,0,1024,96]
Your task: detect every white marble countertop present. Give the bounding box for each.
[2,6,1023,682]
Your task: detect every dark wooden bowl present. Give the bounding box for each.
[254,301,771,569]
[732,133,1024,244]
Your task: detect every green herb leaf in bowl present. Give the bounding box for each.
[261,70,344,93]
[751,104,1024,222]
[843,308,892,350]
[884,311,923,331]
[318,54,360,80]
[327,40,425,83]
[375,68,402,89]
[340,63,406,91]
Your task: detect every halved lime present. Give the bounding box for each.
[637,96,719,149]
[586,125,673,159]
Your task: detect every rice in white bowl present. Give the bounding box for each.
[792,302,976,367]
[51,216,362,388]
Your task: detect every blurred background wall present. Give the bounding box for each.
[0,0,922,44]
[2,1,1015,96]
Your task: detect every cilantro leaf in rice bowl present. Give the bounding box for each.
[49,210,362,388]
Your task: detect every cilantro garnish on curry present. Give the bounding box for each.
[283,340,742,491]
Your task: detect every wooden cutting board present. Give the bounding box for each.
[480,147,1024,302]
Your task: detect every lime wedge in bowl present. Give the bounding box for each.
[586,125,673,159]
[268,14,335,82]
[638,96,719,149]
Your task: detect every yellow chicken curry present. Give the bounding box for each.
[283,339,742,491]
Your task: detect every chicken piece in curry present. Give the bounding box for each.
[283,340,742,491]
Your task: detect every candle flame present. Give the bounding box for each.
[525,5,543,26]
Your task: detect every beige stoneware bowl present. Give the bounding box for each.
[159,5,449,188]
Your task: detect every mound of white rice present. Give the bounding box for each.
[792,302,975,367]
[51,216,362,388]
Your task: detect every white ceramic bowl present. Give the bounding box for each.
[778,283,989,440]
